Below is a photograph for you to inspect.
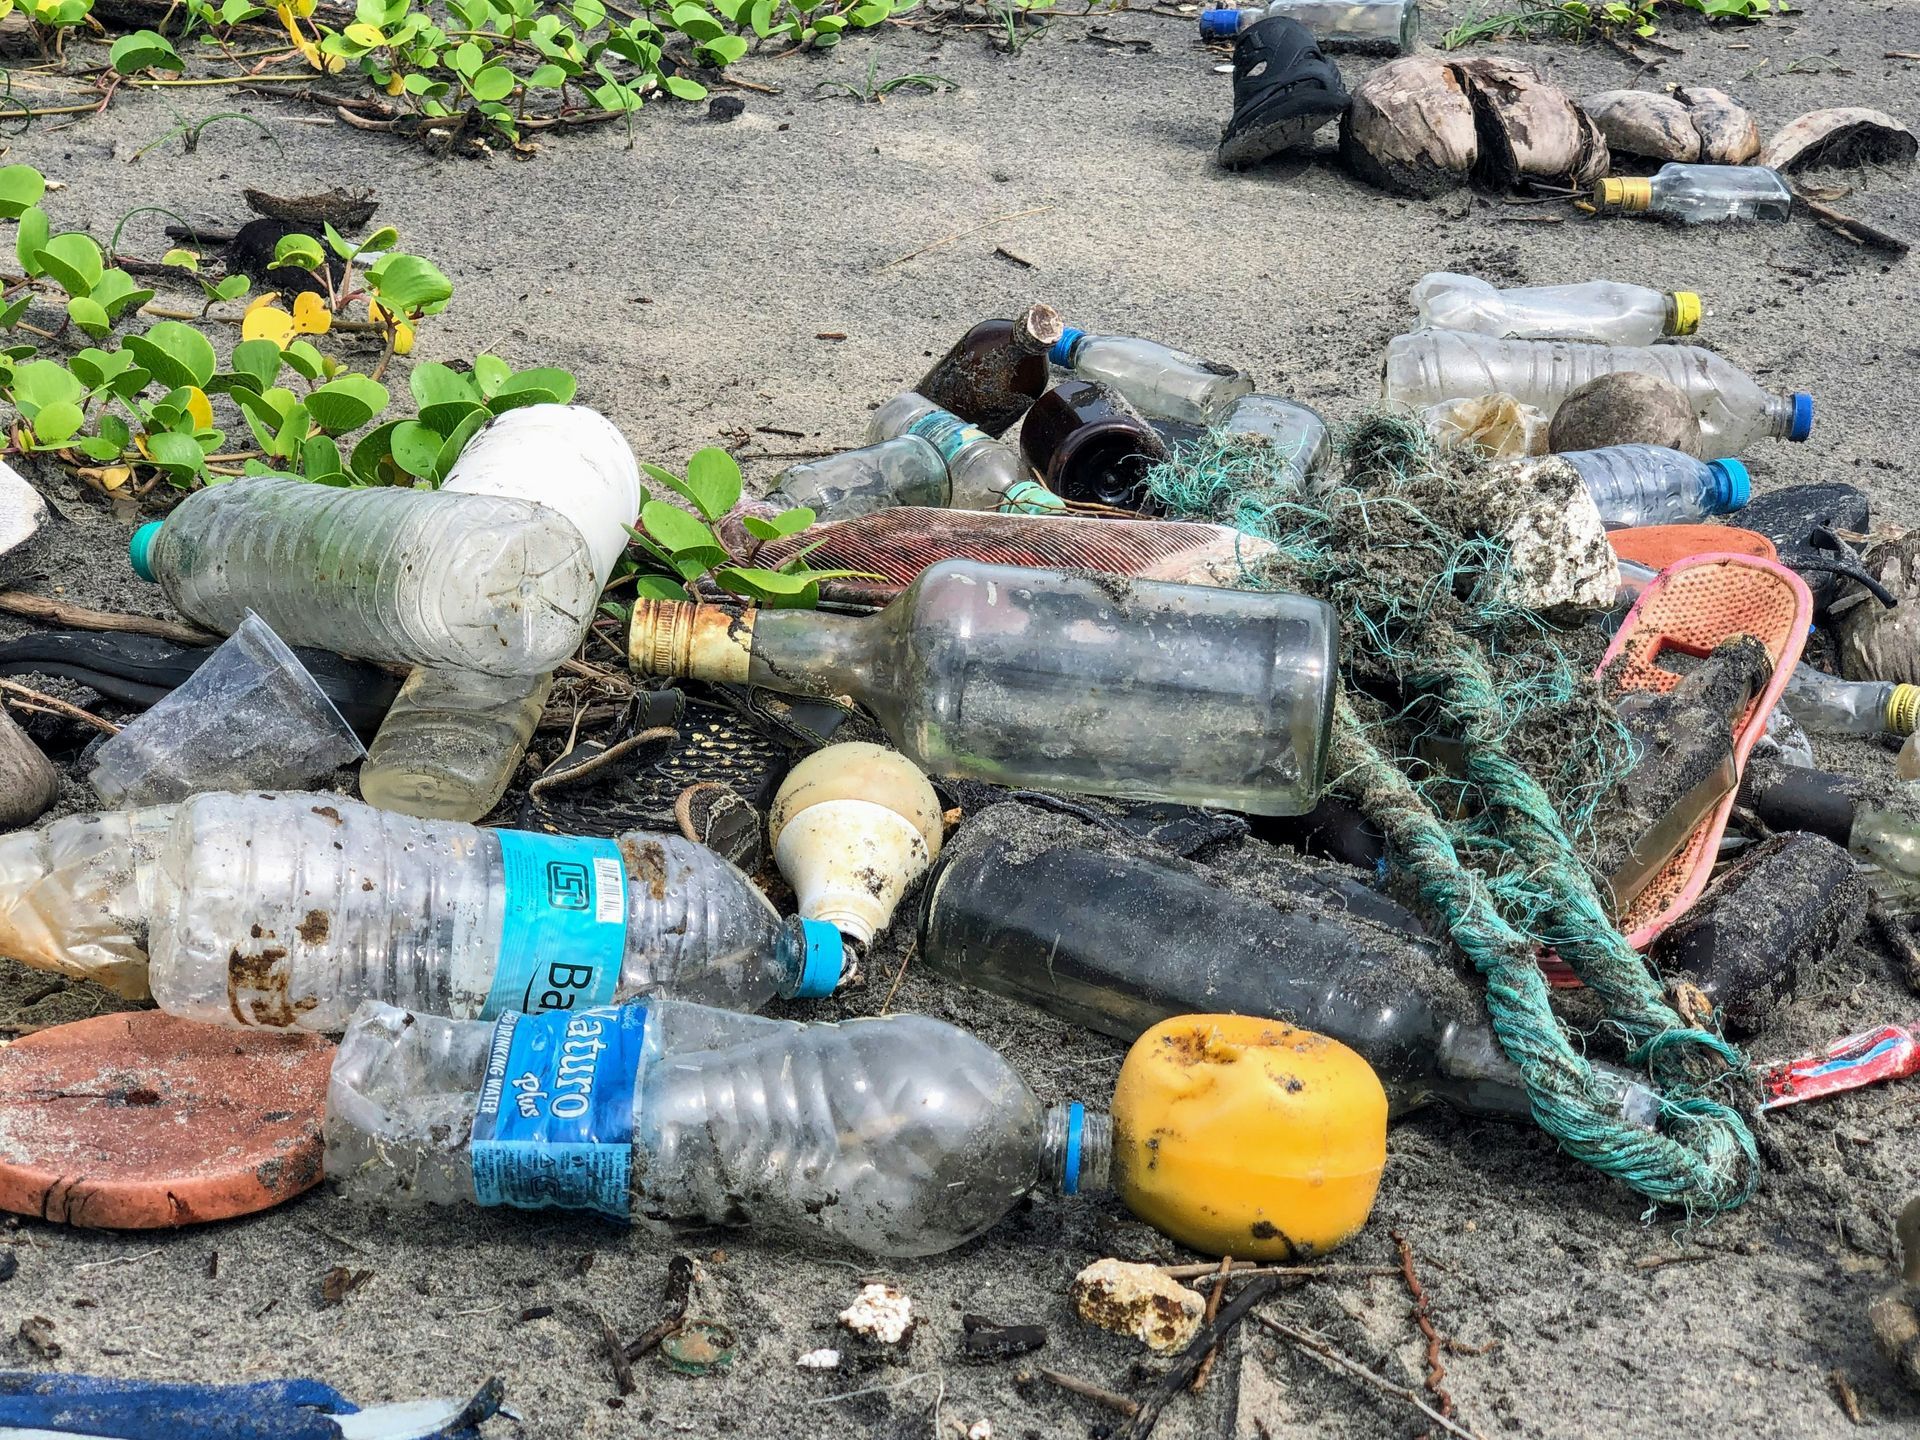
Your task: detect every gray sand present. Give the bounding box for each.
[3,3,1920,1436]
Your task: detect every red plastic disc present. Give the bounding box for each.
[0,1010,333,1228]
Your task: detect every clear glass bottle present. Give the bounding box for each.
[1213,393,1332,486]
[358,406,642,823]
[325,999,1108,1257]
[1383,330,1813,452]
[628,560,1338,816]
[1557,444,1748,527]
[1196,0,1416,49]
[132,791,842,1031]
[1779,662,1920,738]
[913,304,1063,437]
[757,435,952,523]
[918,806,1660,1125]
[130,477,597,676]
[1411,272,1700,346]
[1049,329,1254,427]
[1598,164,1794,225]
[867,393,1064,514]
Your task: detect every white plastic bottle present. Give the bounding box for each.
[1383,330,1813,452]
[359,406,642,822]
[325,998,1108,1257]
[867,394,1064,515]
[130,478,597,675]
[1196,0,1417,49]
[1,791,843,1030]
[1557,445,1748,527]
[1598,164,1793,225]
[1780,663,1920,739]
[1050,329,1254,427]
[1411,273,1702,346]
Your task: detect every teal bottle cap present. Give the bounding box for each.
[790,918,845,999]
[1706,458,1749,512]
[129,522,163,581]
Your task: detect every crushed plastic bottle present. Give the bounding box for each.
[1780,662,1920,738]
[0,791,842,1029]
[325,999,1107,1257]
[751,435,951,523]
[628,559,1338,816]
[1558,445,1749,527]
[1049,329,1254,427]
[1196,0,1416,49]
[1411,272,1702,345]
[130,477,597,676]
[1597,164,1794,225]
[867,393,1064,514]
[359,406,642,823]
[917,802,1661,1125]
[1383,330,1813,452]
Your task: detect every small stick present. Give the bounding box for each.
[1115,1275,1283,1439]
[717,74,780,94]
[1254,1315,1487,1440]
[1632,1251,1714,1271]
[584,1302,636,1395]
[1032,1368,1139,1417]
[0,679,118,734]
[877,205,1054,272]
[1830,1368,1866,1425]
[0,591,217,647]
[1392,1230,1453,1419]
[1795,192,1911,255]
[994,244,1034,268]
[1159,1261,1400,1281]
[1886,50,1920,60]
[624,1254,696,1360]
[1187,1255,1232,1393]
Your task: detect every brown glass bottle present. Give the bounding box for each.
[914,304,1064,437]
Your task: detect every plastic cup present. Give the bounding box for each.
[90,611,365,807]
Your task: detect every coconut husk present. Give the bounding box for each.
[1581,90,1701,162]
[1340,56,1479,199]
[1759,107,1919,172]
[1454,57,1610,189]
[1835,528,1920,686]
[0,705,57,830]
[1675,86,1760,165]
[1548,373,1703,457]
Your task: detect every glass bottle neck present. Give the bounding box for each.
[748,608,879,703]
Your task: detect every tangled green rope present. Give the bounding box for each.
[1146,417,1757,1213]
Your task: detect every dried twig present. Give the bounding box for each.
[1631,1251,1714,1271]
[0,679,118,734]
[1032,1368,1139,1416]
[1392,1230,1453,1420]
[1187,1256,1233,1393]
[876,206,1054,272]
[585,1302,636,1395]
[0,591,217,647]
[1254,1315,1487,1440]
[1159,1261,1400,1281]
[1795,191,1911,254]
[1115,1275,1283,1439]
[624,1255,696,1360]
[1830,1368,1866,1425]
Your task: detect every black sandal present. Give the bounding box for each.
[1217,16,1350,171]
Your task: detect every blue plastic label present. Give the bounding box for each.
[906,408,989,465]
[469,1004,647,1219]
[484,831,628,1018]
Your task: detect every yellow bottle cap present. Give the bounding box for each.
[1888,684,1920,737]
[1669,291,1702,336]
[1111,1015,1386,1260]
[1598,177,1653,212]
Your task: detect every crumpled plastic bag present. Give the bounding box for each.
[1424,393,1550,458]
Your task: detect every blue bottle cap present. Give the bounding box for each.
[129,521,163,581]
[1048,327,1085,369]
[1197,7,1241,38]
[1061,1101,1085,1196]
[1789,392,1814,442]
[789,918,845,999]
[1706,457,1749,512]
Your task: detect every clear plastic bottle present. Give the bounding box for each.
[759,435,952,522]
[1196,0,1416,47]
[130,478,597,676]
[325,999,1108,1257]
[1557,445,1749,527]
[1383,330,1813,452]
[1411,273,1701,345]
[1049,329,1255,427]
[628,560,1338,816]
[867,393,1064,515]
[1779,663,1920,738]
[0,804,175,998]
[133,791,842,1031]
[359,406,642,823]
[1213,393,1332,485]
[1597,164,1794,225]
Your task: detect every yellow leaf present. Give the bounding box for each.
[79,465,131,491]
[185,386,214,432]
[292,291,332,336]
[386,71,406,95]
[246,290,283,315]
[243,304,296,347]
[344,20,383,43]
[133,434,151,460]
[392,321,415,356]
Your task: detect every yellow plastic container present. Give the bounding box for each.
[1112,1014,1387,1260]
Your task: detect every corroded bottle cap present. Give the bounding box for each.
[627,600,754,682]
[1888,684,1920,738]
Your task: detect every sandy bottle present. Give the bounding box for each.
[1049,329,1254,427]
[1412,273,1702,345]
[913,304,1064,436]
[1780,663,1920,738]
[867,393,1064,514]
[628,559,1338,815]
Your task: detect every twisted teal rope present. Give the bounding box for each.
[1147,419,1757,1213]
